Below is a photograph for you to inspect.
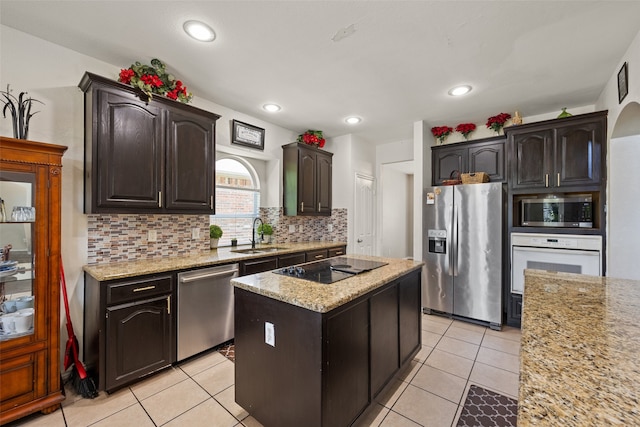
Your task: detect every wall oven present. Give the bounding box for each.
[511,233,602,294]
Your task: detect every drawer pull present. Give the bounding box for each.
[133,285,156,292]
[315,254,324,259]
[335,251,343,255]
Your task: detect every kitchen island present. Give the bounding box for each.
[519,269,640,426]
[232,255,423,427]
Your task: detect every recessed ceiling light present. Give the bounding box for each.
[448,85,472,96]
[345,116,361,124]
[183,20,216,42]
[263,104,281,112]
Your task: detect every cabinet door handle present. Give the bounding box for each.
[133,285,156,292]
[318,202,321,211]
[557,173,560,187]
[545,174,549,187]
[301,202,304,212]
[167,295,170,315]
[210,195,214,210]
[158,191,162,208]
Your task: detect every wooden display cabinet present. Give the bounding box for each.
[0,137,67,425]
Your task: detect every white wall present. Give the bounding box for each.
[0,25,299,360]
[608,134,640,279]
[326,134,375,252]
[595,27,640,277]
[380,165,413,258]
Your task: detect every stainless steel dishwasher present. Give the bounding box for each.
[177,263,239,361]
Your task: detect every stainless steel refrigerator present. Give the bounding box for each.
[422,182,502,330]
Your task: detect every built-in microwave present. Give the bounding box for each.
[521,195,593,228]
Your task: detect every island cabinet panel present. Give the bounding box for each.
[399,271,422,364]
[370,285,399,397]
[234,288,323,427]
[323,300,370,427]
[234,269,422,427]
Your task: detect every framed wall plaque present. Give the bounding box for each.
[618,62,628,104]
[231,120,265,150]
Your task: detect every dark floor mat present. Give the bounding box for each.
[218,342,235,362]
[456,384,517,427]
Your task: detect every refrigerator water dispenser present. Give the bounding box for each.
[427,229,447,254]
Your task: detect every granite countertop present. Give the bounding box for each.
[83,241,347,281]
[231,255,424,313]
[519,269,640,426]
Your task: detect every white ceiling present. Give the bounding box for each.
[2,1,639,145]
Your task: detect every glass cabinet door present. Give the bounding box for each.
[0,170,35,341]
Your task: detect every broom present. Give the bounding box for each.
[60,259,98,398]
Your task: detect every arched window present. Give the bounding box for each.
[211,157,260,246]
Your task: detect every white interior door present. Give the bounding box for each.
[355,173,375,255]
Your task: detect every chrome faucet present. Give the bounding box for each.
[252,217,264,249]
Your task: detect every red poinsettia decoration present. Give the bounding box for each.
[297,130,326,148]
[486,113,511,134]
[118,58,193,103]
[455,123,477,140]
[431,126,454,144]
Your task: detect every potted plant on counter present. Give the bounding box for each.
[210,225,223,249]
[257,223,274,244]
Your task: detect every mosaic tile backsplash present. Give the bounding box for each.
[87,208,347,264]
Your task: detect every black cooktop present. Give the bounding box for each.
[273,256,388,284]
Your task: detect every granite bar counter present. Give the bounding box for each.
[519,269,640,426]
[83,241,346,281]
[231,254,423,312]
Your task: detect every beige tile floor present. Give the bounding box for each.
[8,315,521,427]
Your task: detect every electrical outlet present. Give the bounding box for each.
[289,225,296,233]
[148,230,157,242]
[191,228,200,239]
[327,224,333,232]
[299,224,304,232]
[265,322,275,347]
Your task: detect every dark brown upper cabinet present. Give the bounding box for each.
[79,72,220,214]
[506,111,606,191]
[431,136,506,185]
[283,142,333,216]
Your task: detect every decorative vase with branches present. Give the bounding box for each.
[1,85,43,140]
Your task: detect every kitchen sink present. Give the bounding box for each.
[231,247,284,254]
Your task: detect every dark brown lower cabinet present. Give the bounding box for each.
[105,295,173,391]
[277,252,306,268]
[235,269,421,427]
[240,257,278,276]
[84,273,175,392]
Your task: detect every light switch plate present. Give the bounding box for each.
[148,230,157,242]
[299,224,304,232]
[289,225,296,233]
[265,322,275,347]
[191,228,200,239]
[328,224,333,232]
